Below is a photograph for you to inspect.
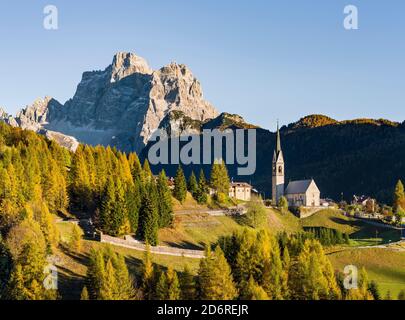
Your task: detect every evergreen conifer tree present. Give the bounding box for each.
[157,170,174,228]
[188,171,198,197]
[195,169,208,204]
[198,246,238,300]
[139,184,159,246]
[173,166,187,203]
[394,180,405,212]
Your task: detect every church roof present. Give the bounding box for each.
[276,122,282,155]
[273,122,284,162]
[285,179,317,194]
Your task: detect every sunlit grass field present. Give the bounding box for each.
[328,248,405,298]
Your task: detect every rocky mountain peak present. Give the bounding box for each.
[2,51,219,153]
[110,52,152,82]
[0,107,7,119]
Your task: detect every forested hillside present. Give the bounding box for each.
[145,115,405,204]
[0,122,403,300]
[255,116,405,203]
[0,122,177,299]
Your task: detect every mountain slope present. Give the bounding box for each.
[3,52,218,152]
[144,114,405,204]
[254,116,405,203]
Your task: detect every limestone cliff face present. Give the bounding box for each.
[0,107,5,118]
[4,52,218,153]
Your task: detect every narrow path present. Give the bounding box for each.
[100,234,205,259]
[174,209,227,216]
[355,240,405,251]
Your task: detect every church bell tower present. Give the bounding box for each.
[272,122,285,204]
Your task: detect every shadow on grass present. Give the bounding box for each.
[59,243,90,266]
[57,265,86,300]
[164,240,204,251]
[330,216,362,228]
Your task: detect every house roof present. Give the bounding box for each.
[285,179,317,194]
[230,182,252,188]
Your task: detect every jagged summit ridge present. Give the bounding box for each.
[0,107,7,119]
[3,52,219,152]
[110,52,153,81]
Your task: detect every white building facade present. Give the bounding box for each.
[271,124,321,208]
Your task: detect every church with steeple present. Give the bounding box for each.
[272,123,321,208]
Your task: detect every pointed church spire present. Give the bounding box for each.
[276,120,282,155]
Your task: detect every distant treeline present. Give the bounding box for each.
[302,227,350,246]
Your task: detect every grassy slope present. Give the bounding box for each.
[55,221,201,300]
[159,214,243,250]
[300,209,401,245]
[328,248,405,298]
[172,193,210,212]
[301,209,405,297]
[267,208,301,234]
[56,208,403,299]
[159,205,301,250]
[55,205,299,299]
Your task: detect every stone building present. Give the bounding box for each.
[229,182,252,201]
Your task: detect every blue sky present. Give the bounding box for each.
[0,0,404,130]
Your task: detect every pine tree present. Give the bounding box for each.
[157,170,174,228]
[278,196,288,212]
[244,198,267,228]
[6,264,28,300]
[398,290,405,300]
[394,180,405,212]
[357,267,374,300]
[180,265,196,300]
[188,171,198,197]
[173,166,187,203]
[87,249,106,299]
[139,184,159,246]
[210,159,230,196]
[155,272,168,300]
[142,159,153,183]
[142,245,155,300]
[126,179,141,234]
[70,148,92,212]
[70,224,82,252]
[291,239,341,300]
[195,169,208,204]
[100,177,116,235]
[99,259,118,300]
[282,247,291,270]
[87,248,135,300]
[128,152,142,181]
[241,276,269,300]
[368,280,381,300]
[166,267,181,300]
[114,177,129,236]
[112,252,136,300]
[80,286,89,300]
[262,239,288,300]
[198,246,238,300]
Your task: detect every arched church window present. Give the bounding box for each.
[278,166,283,174]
